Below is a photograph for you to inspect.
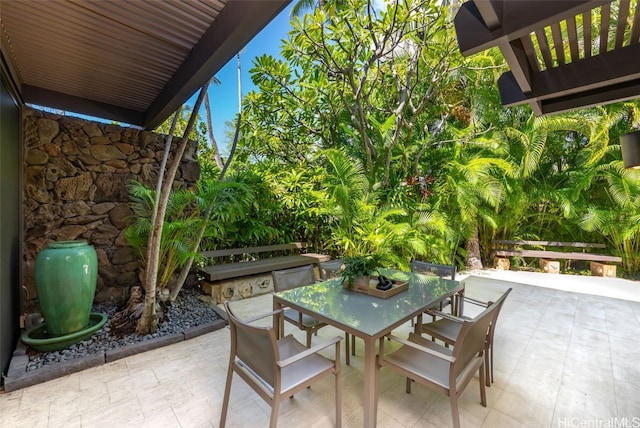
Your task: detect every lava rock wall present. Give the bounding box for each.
[23,108,199,305]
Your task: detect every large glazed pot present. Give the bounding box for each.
[34,240,98,336]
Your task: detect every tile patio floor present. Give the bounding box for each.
[1,270,640,427]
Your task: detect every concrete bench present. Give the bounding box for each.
[198,243,330,302]
[491,240,621,276]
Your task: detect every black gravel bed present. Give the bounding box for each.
[24,288,226,372]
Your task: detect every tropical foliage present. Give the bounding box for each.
[129,0,640,332]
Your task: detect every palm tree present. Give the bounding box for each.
[319,149,426,268]
[432,134,513,269]
[291,0,325,17]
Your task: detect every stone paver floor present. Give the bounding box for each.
[2,270,639,427]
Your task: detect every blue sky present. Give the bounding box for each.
[199,3,295,153]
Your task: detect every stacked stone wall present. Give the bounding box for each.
[23,108,199,305]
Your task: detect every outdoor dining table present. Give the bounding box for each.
[272,268,464,428]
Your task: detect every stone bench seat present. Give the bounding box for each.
[492,249,621,263]
[491,240,621,276]
[199,253,330,282]
[198,243,330,303]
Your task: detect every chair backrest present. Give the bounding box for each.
[485,287,512,344]
[224,301,278,388]
[411,260,456,280]
[450,301,497,378]
[272,264,316,292]
[320,259,344,280]
[452,287,512,377]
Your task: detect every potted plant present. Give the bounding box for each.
[341,254,383,289]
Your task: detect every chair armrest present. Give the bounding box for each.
[463,296,489,307]
[386,334,456,363]
[244,308,284,324]
[277,336,343,367]
[425,309,464,323]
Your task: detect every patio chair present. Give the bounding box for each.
[417,288,512,387]
[272,265,327,347]
[378,296,499,428]
[320,258,344,280]
[410,260,458,324]
[220,301,343,428]
[411,260,457,281]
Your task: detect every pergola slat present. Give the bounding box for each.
[521,34,541,73]
[567,16,580,62]
[630,2,640,44]
[551,23,566,65]
[584,10,592,58]
[599,2,611,53]
[535,29,554,69]
[615,0,631,48]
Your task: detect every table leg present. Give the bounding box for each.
[456,286,465,316]
[362,337,378,428]
[414,313,423,334]
[272,299,283,339]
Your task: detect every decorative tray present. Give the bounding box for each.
[343,278,408,299]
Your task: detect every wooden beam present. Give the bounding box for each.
[455,0,610,56]
[497,72,542,115]
[517,43,640,102]
[499,38,533,93]
[473,0,501,30]
[500,70,640,115]
[22,84,146,126]
[498,44,640,115]
[540,79,640,114]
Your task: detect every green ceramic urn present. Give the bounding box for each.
[34,240,98,336]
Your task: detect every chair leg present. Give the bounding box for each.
[479,363,487,407]
[405,377,412,393]
[450,394,460,428]
[335,362,342,427]
[490,345,494,384]
[270,396,280,428]
[219,366,234,428]
[485,351,491,387]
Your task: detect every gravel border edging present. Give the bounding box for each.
[4,306,228,393]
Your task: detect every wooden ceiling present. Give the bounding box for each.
[1,0,289,129]
[454,0,640,115]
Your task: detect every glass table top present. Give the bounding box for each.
[272,268,462,337]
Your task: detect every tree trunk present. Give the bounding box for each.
[465,225,484,270]
[169,213,210,302]
[136,83,210,335]
[204,92,224,170]
[220,52,243,181]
